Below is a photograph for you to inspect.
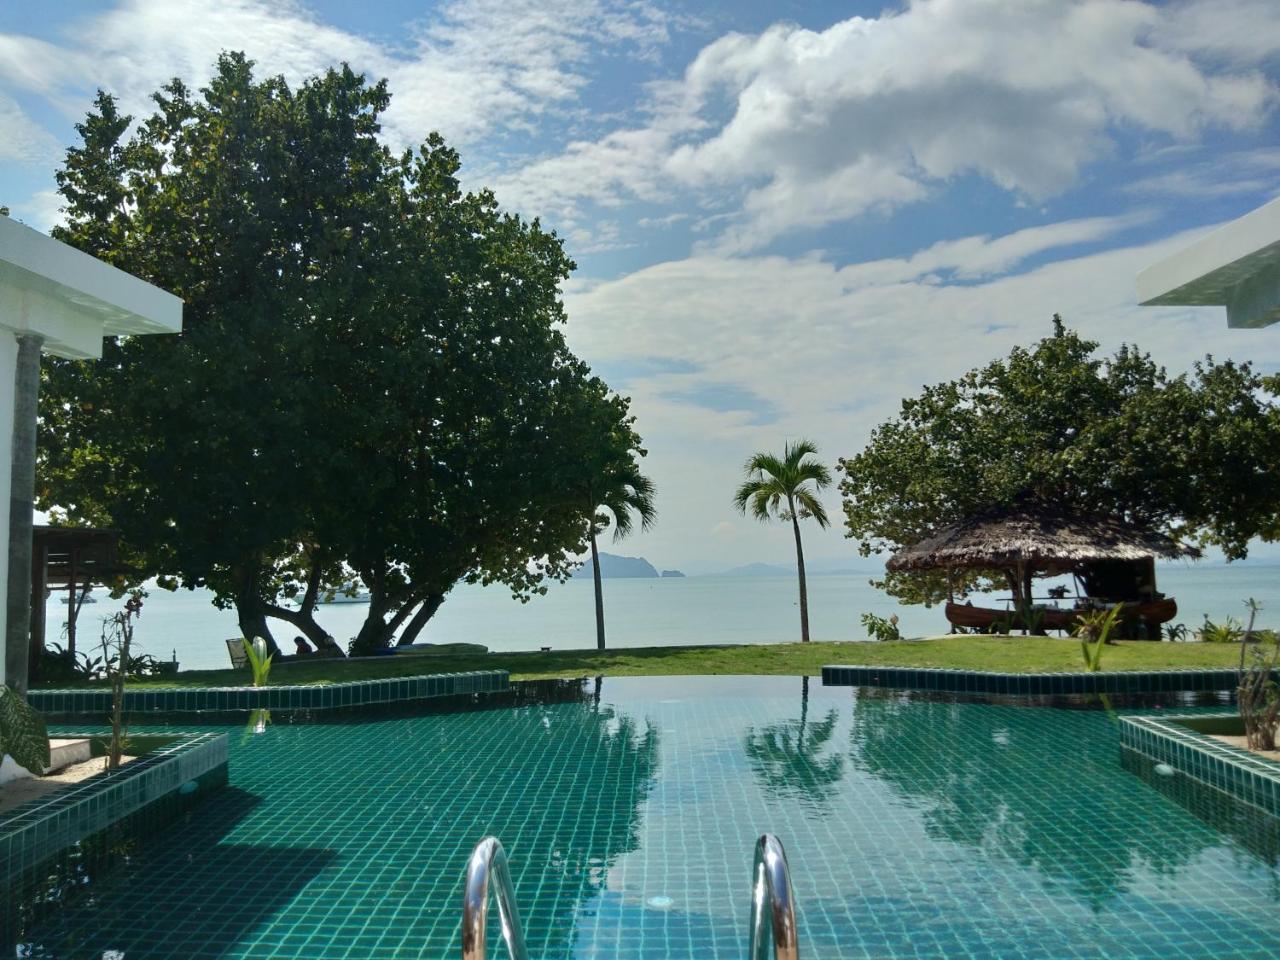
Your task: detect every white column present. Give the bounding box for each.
[0,330,15,689]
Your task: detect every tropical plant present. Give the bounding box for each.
[989,613,1016,635]
[1163,622,1189,643]
[839,318,1280,608]
[100,591,143,771]
[861,613,901,642]
[242,637,274,688]
[1200,616,1244,644]
[1237,599,1280,751]
[0,684,50,775]
[1074,605,1124,672]
[585,462,657,650]
[734,440,833,642]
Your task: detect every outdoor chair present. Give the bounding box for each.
[225,638,249,669]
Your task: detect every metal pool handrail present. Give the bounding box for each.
[461,837,529,960]
[749,834,800,960]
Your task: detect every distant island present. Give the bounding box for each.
[574,552,684,579]
[661,569,686,578]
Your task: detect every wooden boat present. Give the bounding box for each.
[945,598,1178,632]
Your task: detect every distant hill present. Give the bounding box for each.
[573,552,660,579]
[660,569,686,578]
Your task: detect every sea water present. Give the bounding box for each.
[45,560,1280,671]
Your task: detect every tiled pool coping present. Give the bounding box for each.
[28,668,509,716]
[1119,712,1280,818]
[0,731,227,888]
[821,665,1243,695]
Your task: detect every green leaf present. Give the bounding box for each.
[0,685,50,774]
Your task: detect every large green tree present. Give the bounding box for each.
[733,439,832,642]
[39,54,645,656]
[839,317,1280,606]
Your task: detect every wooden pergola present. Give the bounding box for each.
[29,525,132,673]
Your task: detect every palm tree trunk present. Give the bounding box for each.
[788,497,810,642]
[590,528,606,650]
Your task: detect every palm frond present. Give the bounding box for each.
[593,462,657,544]
[794,489,831,528]
[734,440,832,526]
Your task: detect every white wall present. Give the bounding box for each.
[0,329,15,689]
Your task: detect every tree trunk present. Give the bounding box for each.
[789,498,810,642]
[590,528,606,650]
[396,591,446,646]
[264,602,337,652]
[235,595,280,656]
[5,334,42,697]
[350,603,394,655]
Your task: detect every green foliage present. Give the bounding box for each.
[734,439,833,642]
[1163,622,1189,643]
[1237,599,1280,751]
[839,318,1280,604]
[242,637,274,687]
[40,642,172,683]
[0,684,50,775]
[733,439,832,528]
[1074,605,1124,672]
[101,591,143,770]
[860,613,902,642]
[1200,616,1244,644]
[40,54,644,654]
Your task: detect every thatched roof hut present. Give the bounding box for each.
[887,505,1198,574]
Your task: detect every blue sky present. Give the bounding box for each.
[2,0,1280,573]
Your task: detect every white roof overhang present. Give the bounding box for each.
[0,216,182,358]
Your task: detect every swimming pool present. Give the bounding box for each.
[18,676,1280,958]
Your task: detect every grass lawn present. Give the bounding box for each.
[38,636,1246,688]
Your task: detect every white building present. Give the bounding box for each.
[0,215,181,692]
[1137,196,1280,329]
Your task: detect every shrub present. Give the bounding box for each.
[1201,616,1244,644]
[861,613,901,642]
[1074,605,1123,672]
[0,685,50,775]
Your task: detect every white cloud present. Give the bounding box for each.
[841,212,1154,286]
[500,0,1277,252]
[0,94,60,166]
[1125,147,1280,199]
[1152,0,1280,66]
[0,0,670,152]
[566,220,1272,568]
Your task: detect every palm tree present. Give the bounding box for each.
[733,439,832,642]
[587,463,656,650]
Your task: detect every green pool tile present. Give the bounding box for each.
[6,678,1280,959]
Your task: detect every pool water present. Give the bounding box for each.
[24,676,1280,959]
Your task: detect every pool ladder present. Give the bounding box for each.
[461,833,799,960]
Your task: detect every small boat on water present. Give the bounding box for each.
[323,592,371,604]
[314,584,371,605]
[945,597,1178,632]
[60,595,96,605]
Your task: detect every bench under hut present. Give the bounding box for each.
[887,504,1199,637]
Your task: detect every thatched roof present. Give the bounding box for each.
[886,505,1199,573]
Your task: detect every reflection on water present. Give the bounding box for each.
[744,677,846,810]
[20,677,1280,959]
[849,690,1228,908]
